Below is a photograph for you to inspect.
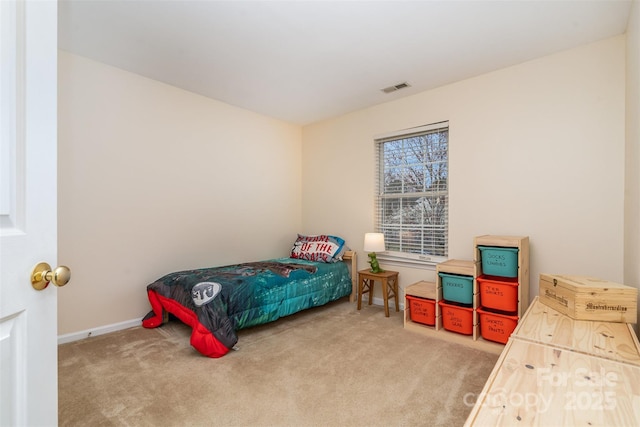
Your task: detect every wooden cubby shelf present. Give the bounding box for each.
[473,235,530,317]
[403,235,530,355]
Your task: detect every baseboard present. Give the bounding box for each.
[58,318,141,345]
[58,298,406,345]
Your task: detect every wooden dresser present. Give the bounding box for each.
[465,297,640,426]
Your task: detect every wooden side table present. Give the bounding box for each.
[357,269,399,317]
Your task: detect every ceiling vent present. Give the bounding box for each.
[381,82,411,94]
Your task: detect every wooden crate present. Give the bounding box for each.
[466,293,640,426]
[513,297,640,366]
[465,339,640,426]
[539,274,637,323]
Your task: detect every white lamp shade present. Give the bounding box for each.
[364,233,386,252]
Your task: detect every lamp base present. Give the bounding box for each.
[367,252,385,274]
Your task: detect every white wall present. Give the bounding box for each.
[302,36,626,301]
[58,33,633,336]
[625,0,640,333]
[58,52,302,335]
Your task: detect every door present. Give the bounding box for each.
[1,0,59,425]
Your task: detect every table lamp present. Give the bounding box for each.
[364,232,385,273]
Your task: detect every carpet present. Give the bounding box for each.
[58,299,498,426]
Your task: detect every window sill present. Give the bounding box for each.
[376,252,443,270]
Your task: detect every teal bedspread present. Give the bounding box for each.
[142,257,352,357]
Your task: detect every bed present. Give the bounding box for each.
[142,234,357,358]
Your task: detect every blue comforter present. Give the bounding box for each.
[142,258,352,357]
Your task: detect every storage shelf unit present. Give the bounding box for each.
[403,235,530,355]
[474,235,530,317]
[403,280,441,329]
[404,260,503,355]
[438,259,478,338]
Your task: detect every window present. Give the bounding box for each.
[374,121,448,264]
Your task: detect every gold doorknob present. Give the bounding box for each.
[31,263,71,291]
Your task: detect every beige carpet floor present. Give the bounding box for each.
[59,299,498,426]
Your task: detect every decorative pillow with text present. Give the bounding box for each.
[290,234,346,263]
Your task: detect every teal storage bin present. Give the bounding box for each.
[439,272,474,305]
[478,246,519,277]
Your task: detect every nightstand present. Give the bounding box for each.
[357,269,400,317]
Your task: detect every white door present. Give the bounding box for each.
[0,0,59,426]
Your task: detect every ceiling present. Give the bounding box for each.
[58,0,633,125]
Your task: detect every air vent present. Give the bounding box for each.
[381,82,411,94]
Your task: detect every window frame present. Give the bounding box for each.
[374,121,449,268]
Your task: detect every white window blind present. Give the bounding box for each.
[374,121,449,264]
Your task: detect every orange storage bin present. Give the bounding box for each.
[406,295,436,326]
[438,300,473,335]
[477,275,519,312]
[477,306,519,344]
